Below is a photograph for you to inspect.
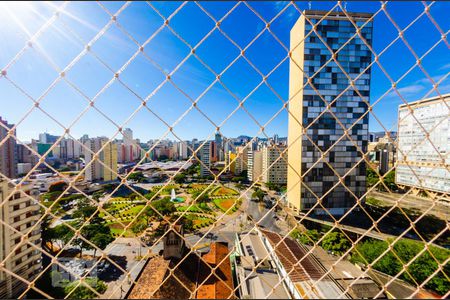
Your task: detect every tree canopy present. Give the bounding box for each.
[251,188,266,202]
[63,278,107,299]
[320,231,351,255]
[351,238,450,295]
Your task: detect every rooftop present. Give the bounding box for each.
[127,256,170,299]
[303,9,374,20]
[398,92,450,109]
[196,242,235,299]
[261,229,349,299]
[136,160,193,171]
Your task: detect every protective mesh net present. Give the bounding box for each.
[0,1,449,299]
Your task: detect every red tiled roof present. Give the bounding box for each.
[196,242,235,299]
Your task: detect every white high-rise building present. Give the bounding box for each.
[178,142,188,160]
[199,142,212,177]
[247,150,263,182]
[396,94,450,193]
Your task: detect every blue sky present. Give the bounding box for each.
[0,1,449,143]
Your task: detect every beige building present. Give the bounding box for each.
[102,140,118,182]
[247,150,263,183]
[225,151,237,174]
[0,180,42,298]
[0,117,17,179]
[262,145,288,185]
[234,146,249,176]
[84,138,118,182]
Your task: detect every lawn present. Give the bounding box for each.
[213,198,239,214]
[102,202,146,221]
[188,184,213,195]
[108,202,130,211]
[122,205,146,215]
[185,214,214,228]
[177,203,211,213]
[152,184,180,195]
[108,222,135,237]
[211,186,238,196]
[190,183,210,190]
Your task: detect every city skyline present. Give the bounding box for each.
[1,2,449,143]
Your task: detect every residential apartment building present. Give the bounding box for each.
[247,150,263,183]
[210,141,217,163]
[117,128,140,163]
[103,141,118,182]
[178,142,188,160]
[83,138,118,182]
[0,180,42,298]
[225,151,237,174]
[234,146,249,176]
[396,94,450,193]
[199,142,212,177]
[287,10,373,215]
[57,138,81,160]
[262,145,288,185]
[0,117,17,179]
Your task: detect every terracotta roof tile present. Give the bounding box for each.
[196,242,235,299]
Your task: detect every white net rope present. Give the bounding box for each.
[0,1,448,299]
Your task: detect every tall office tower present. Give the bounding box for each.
[396,94,450,193]
[199,142,212,177]
[0,180,41,298]
[287,11,373,215]
[38,132,59,144]
[0,117,17,179]
[262,145,288,185]
[247,150,263,182]
[214,132,223,161]
[84,138,117,182]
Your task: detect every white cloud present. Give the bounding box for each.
[396,84,425,95]
[438,62,450,71]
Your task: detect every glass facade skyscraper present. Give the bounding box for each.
[287,10,373,215]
